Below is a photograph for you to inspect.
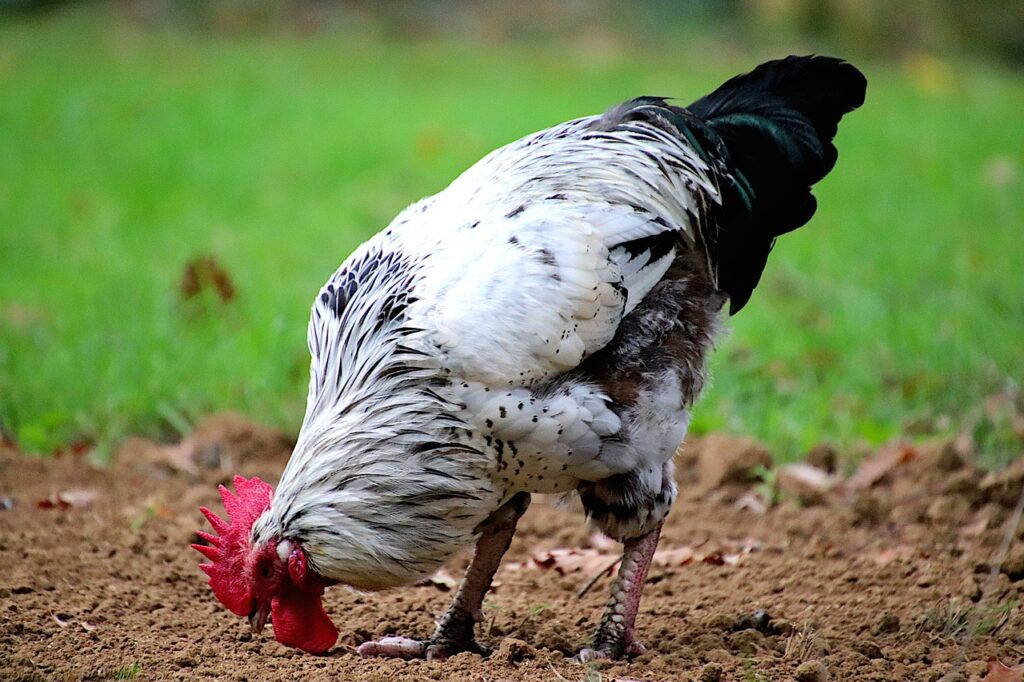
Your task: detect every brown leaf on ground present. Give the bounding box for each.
[36,489,99,510]
[513,540,757,576]
[523,548,616,576]
[983,660,1024,682]
[180,255,236,303]
[844,441,917,492]
[654,547,696,567]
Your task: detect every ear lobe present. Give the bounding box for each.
[287,547,308,586]
[270,584,339,654]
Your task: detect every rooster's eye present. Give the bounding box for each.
[258,561,272,578]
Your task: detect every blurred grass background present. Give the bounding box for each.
[0,1,1022,465]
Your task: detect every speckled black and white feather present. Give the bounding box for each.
[252,56,866,589]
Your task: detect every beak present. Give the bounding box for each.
[249,601,271,634]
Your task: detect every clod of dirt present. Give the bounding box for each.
[926,496,969,524]
[942,469,984,504]
[979,458,1024,508]
[185,412,293,469]
[873,613,901,635]
[698,663,724,682]
[693,433,773,490]
[806,443,838,473]
[852,492,890,527]
[1000,544,1024,582]
[853,640,884,659]
[728,628,774,655]
[732,609,777,635]
[115,413,293,478]
[935,672,966,682]
[491,637,537,664]
[844,441,917,492]
[794,659,829,682]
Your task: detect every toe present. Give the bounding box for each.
[574,648,609,663]
[626,640,647,657]
[357,636,428,659]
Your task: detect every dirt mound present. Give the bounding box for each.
[1,419,1023,681]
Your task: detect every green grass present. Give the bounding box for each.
[1,7,1022,463]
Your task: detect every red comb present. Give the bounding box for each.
[192,476,274,616]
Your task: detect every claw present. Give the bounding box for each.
[357,636,428,659]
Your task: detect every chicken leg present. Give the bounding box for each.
[357,492,531,660]
[577,522,662,661]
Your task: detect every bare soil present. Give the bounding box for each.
[2,414,1023,681]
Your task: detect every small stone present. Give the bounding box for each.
[491,638,536,664]
[794,660,828,682]
[873,613,900,635]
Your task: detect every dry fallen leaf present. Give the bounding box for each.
[844,442,917,492]
[37,489,99,510]
[180,255,236,303]
[529,548,616,576]
[513,539,758,578]
[982,660,1024,682]
[653,547,695,567]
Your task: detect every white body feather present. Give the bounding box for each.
[252,110,723,589]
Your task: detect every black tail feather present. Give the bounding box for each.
[688,55,866,313]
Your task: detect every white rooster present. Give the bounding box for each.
[194,55,866,660]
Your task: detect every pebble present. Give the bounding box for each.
[873,613,900,635]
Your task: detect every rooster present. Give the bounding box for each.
[194,56,865,660]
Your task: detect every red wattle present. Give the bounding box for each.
[270,583,338,654]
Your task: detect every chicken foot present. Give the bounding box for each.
[577,522,662,661]
[357,492,531,660]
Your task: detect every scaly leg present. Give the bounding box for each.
[357,492,531,660]
[577,522,662,661]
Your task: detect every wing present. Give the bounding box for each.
[392,111,720,387]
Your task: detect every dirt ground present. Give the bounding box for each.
[2,414,1023,681]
